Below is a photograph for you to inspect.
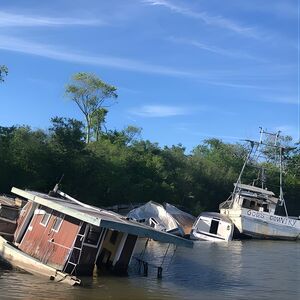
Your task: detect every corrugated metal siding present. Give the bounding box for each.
[19,206,80,270]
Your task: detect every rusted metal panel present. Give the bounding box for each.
[0,236,81,285]
[19,207,80,269]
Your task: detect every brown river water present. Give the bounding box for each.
[0,240,299,300]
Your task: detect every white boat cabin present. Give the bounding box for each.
[190,212,233,242]
[228,183,279,214]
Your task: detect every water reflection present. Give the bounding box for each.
[0,240,299,300]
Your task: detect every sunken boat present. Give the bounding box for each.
[190,212,234,242]
[0,186,192,285]
[127,201,196,237]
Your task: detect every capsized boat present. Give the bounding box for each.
[165,203,196,236]
[127,201,196,237]
[219,129,300,240]
[0,186,192,285]
[190,212,234,242]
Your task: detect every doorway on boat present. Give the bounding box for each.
[64,223,105,276]
[209,219,219,235]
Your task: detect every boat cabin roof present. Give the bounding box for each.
[234,184,279,205]
[199,212,232,223]
[234,183,275,196]
[12,187,192,248]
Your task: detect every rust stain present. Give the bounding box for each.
[19,207,80,269]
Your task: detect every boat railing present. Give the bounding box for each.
[219,200,232,209]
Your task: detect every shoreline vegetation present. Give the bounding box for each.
[1,121,299,216]
[1,71,299,216]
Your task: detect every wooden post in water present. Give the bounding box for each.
[143,261,148,276]
[157,266,163,279]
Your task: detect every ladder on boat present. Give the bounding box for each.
[63,223,86,275]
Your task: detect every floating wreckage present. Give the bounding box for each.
[127,201,196,237]
[0,186,192,285]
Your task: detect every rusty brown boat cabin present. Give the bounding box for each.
[11,187,192,278]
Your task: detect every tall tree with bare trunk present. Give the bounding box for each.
[65,72,117,143]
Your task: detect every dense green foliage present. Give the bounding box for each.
[0,121,299,216]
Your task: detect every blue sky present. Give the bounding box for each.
[0,0,299,151]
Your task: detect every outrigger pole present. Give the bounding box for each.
[230,140,256,207]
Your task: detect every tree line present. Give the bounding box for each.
[0,69,299,216]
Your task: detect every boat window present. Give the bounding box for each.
[85,225,101,246]
[263,204,269,212]
[149,218,158,228]
[242,199,251,208]
[110,230,118,245]
[209,220,219,234]
[51,214,64,232]
[40,212,51,227]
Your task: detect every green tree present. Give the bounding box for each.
[65,72,117,144]
[122,125,142,145]
[90,108,108,141]
[0,65,8,82]
[49,117,85,153]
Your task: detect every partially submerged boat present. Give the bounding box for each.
[165,203,196,236]
[190,212,234,242]
[219,130,300,240]
[0,186,192,285]
[127,201,195,237]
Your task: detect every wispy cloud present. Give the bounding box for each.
[143,0,259,38]
[129,105,192,117]
[260,95,298,105]
[0,35,290,91]
[0,35,192,77]
[168,36,266,62]
[0,11,104,27]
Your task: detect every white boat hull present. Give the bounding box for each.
[190,230,228,242]
[221,208,300,240]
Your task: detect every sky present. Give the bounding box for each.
[0,0,299,151]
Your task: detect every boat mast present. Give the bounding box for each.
[261,129,289,217]
[279,146,289,217]
[231,140,256,206]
